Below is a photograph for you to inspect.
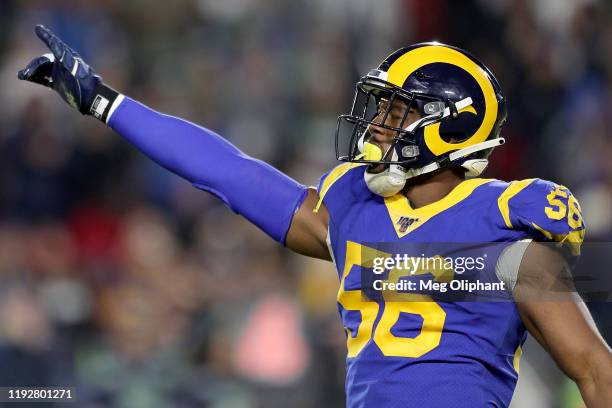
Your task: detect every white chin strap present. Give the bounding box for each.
[363,150,408,197]
[403,137,505,179]
[364,137,505,196]
[405,97,475,133]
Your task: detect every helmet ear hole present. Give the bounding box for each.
[439,112,480,143]
[440,132,465,143]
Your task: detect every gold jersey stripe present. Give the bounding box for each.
[497,179,537,228]
[513,345,523,373]
[530,222,585,256]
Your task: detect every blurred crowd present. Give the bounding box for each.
[0,0,610,407]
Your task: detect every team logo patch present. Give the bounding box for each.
[396,216,419,233]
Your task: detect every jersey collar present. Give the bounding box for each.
[384,178,494,238]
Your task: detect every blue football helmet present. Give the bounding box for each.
[335,42,507,196]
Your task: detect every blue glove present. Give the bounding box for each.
[18,25,117,120]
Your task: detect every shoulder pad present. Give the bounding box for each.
[314,163,367,213]
[496,178,585,254]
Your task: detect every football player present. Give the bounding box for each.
[18,25,611,407]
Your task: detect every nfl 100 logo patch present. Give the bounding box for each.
[396,216,419,233]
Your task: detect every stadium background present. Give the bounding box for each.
[0,0,610,407]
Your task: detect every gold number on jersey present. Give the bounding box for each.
[337,241,379,357]
[567,194,583,229]
[338,241,447,358]
[545,186,583,229]
[545,187,567,220]
[374,258,448,358]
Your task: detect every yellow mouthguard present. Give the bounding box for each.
[362,142,383,161]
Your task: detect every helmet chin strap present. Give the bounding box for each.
[404,97,474,133]
[403,137,505,179]
[363,96,505,196]
[364,137,504,196]
[363,149,407,197]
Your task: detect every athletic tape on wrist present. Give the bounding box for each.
[89,84,122,123]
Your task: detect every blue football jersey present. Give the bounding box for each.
[316,164,586,408]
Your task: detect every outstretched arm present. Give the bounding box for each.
[111,98,331,259]
[514,242,612,407]
[18,25,330,259]
[108,97,308,243]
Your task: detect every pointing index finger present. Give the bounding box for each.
[34,24,64,60]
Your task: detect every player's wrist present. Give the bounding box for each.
[88,83,125,124]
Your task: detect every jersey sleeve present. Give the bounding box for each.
[497,178,586,254]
